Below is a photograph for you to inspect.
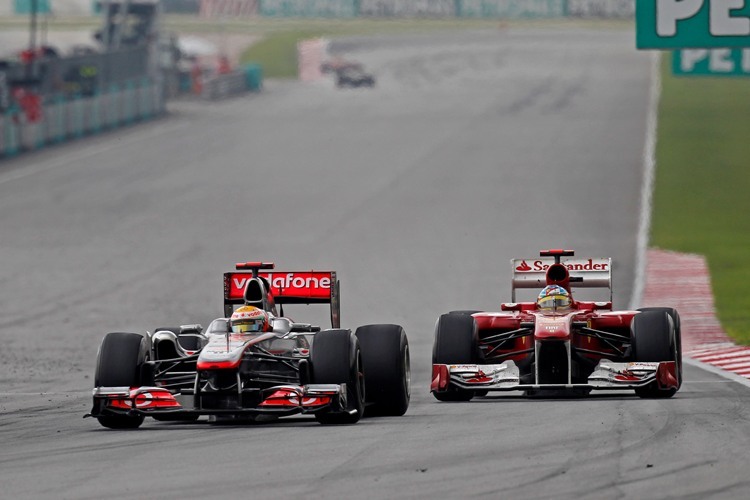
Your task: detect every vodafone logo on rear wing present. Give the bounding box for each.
[225,271,333,300]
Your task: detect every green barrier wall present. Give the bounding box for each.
[259,0,358,17]
[255,0,570,18]
[13,0,51,14]
[457,0,566,18]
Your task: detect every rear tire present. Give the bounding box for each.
[632,310,680,399]
[95,332,148,429]
[312,329,365,424]
[432,314,477,402]
[356,324,410,417]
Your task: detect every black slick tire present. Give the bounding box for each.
[311,329,365,424]
[432,313,477,402]
[355,324,410,417]
[94,332,148,429]
[637,307,683,389]
[632,310,680,399]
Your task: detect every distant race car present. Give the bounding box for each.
[88,262,410,429]
[336,67,375,88]
[431,249,682,400]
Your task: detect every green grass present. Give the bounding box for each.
[240,29,329,78]
[651,55,750,343]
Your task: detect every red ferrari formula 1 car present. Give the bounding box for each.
[431,249,681,400]
[87,262,410,429]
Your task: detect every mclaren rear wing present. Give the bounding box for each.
[224,263,341,328]
[510,254,612,302]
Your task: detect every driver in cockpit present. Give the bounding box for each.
[536,284,573,312]
[230,305,271,333]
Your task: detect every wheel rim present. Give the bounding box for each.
[356,351,365,404]
[403,344,411,399]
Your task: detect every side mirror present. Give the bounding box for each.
[271,317,292,335]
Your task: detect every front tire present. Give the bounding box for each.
[356,324,410,417]
[312,329,365,424]
[637,307,683,389]
[432,313,477,402]
[632,310,680,399]
[94,332,148,429]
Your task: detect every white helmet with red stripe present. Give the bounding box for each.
[230,306,269,333]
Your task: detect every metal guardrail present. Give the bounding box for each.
[202,70,252,100]
[1,78,164,158]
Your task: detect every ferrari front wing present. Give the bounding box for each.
[431,360,679,393]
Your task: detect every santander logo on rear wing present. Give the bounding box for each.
[511,257,612,302]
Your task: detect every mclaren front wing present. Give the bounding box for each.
[87,383,349,419]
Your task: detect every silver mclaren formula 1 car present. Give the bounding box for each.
[87,262,410,428]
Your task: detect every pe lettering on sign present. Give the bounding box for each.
[675,48,750,75]
[681,48,750,70]
[637,0,750,48]
[658,0,750,37]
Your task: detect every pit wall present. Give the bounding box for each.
[0,78,164,158]
[0,67,262,159]
[196,0,635,18]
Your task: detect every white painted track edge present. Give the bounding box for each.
[630,50,661,310]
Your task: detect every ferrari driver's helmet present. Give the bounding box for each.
[537,285,572,311]
[230,305,269,333]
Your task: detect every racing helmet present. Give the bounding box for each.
[537,285,572,311]
[230,305,269,333]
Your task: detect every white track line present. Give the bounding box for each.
[630,51,661,310]
[684,357,750,389]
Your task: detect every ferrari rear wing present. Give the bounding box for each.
[510,253,612,302]
[224,263,340,328]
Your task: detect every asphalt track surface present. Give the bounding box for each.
[2,27,750,499]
